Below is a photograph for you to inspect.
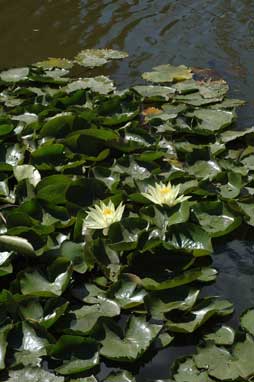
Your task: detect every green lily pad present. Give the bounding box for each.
[194,344,238,380]
[146,288,199,320]
[50,336,99,375]
[7,367,64,382]
[20,264,71,297]
[35,57,73,69]
[65,76,115,94]
[142,64,192,83]
[104,370,135,382]
[192,202,241,237]
[133,85,175,100]
[0,67,29,82]
[111,273,147,309]
[220,126,254,143]
[189,108,235,134]
[173,358,211,382]
[204,326,235,345]
[67,298,120,334]
[187,160,221,180]
[100,316,161,361]
[240,309,254,335]
[166,298,233,333]
[75,49,128,67]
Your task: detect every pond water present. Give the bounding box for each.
[1,0,254,127]
[1,0,254,380]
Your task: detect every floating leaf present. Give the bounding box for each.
[65,76,115,94]
[0,67,29,82]
[8,367,64,382]
[204,326,235,345]
[49,336,99,375]
[240,309,254,335]
[142,64,192,83]
[193,344,238,380]
[20,265,71,297]
[166,298,233,333]
[75,49,128,67]
[104,370,136,382]
[35,57,73,69]
[67,298,120,334]
[192,202,241,237]
[133,85,175,100]
[100,316,161,361]
[189,108,235,134]
[173,358,211,382]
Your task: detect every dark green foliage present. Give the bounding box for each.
[0,53,252,381]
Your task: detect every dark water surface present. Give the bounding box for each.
[1,1,254,380]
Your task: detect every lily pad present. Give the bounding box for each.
[8,367,64,382]
[100,316,161,361]
[204,326,235,345]
[35,57,73,69]
[142,64,192,83]
[75,49,128,67]
[65,76,115,94]
[0,67,29,82]
[240,309,254,335]
[133,85,175,100]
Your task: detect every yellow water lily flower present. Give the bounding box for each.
[82,200,125,235]
[141,181,190,207]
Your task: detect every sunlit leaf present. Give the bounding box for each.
[75,49,128,67]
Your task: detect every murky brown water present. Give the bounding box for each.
[0,0,254,126]
[1,1,254,380]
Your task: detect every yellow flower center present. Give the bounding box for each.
[102,207,113,216]
[159,186,171,195]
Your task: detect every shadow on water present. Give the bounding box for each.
[0,1,254,379]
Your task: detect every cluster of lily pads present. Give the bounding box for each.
[0,49,253,381]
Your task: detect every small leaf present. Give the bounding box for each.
[35,57,73,69]
[75,49,128,67]
[142,64,192,83]
[65,76,115,94]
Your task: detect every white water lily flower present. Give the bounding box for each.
[142,181,190,207]
[82,200,125,235]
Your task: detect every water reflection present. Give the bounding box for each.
[0,0,253,126]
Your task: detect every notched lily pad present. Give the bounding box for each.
[100,316,161,361]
